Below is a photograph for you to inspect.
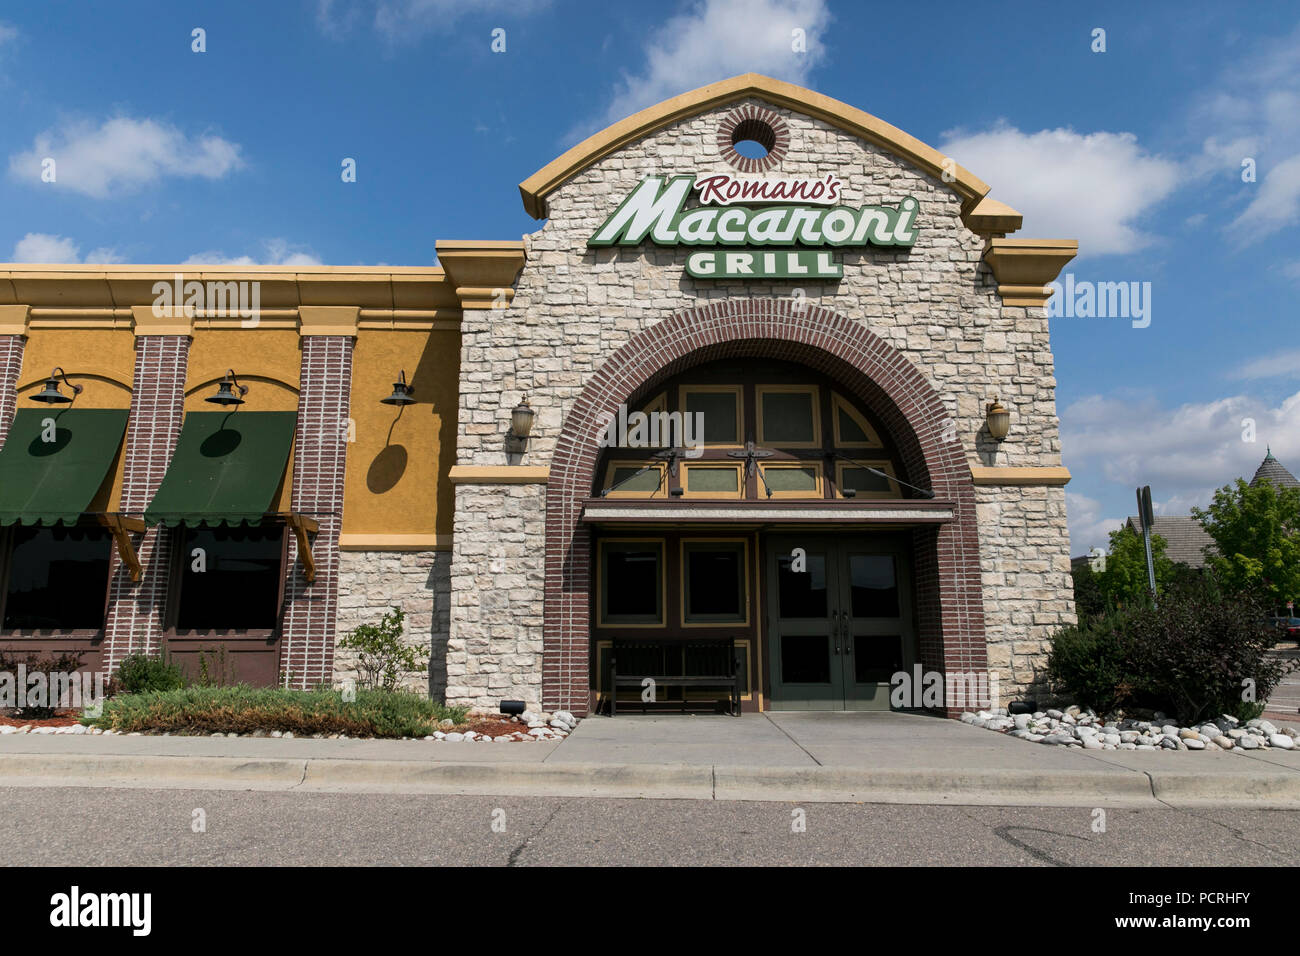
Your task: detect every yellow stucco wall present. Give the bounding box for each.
[16,328,135,511]
[344,328,459,537]
[184,329,301,514]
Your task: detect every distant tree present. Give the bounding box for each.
[1071,560,1106,623]
[1098,526,1175,609]
[1193,478,1300,611]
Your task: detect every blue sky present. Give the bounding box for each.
[2,0,1299,554]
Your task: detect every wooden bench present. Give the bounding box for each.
[607,637,741,716]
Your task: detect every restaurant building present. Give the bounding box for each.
[0,75,1078,717]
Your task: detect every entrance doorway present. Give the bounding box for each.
[765,534,915,710]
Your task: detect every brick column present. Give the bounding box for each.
[0,335,25,451]
[0,306,29,450]
[280,319,354,690]
[101,333,191,677]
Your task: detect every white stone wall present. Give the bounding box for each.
[335,550,451,697]
[977,484,1077,703]
[445,482,546,711]
[447,95,1074,708]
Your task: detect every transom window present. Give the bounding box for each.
[597,359,908,500]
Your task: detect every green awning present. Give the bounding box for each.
[0,408,128,526]
[145,411,296,527]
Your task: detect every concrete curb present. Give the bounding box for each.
[3,752,1300,807]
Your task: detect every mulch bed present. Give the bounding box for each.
[0,711,80,728]
[451,715,543,737]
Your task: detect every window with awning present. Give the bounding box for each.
[144,411,310,635]
[0,408,128,527]
[0,408,129,632]
[145,411,297,528]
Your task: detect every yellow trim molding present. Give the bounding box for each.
[131,303,192,337]
[963,197,1024,238]
[982,240,1079,307]
[0,304,30,336]
[299,305,359,337]
[339,533,452,551]
[0,264,462,314]
[448,465,550,484]
[434,241,526,310]
[519,73,992,220]
[969,465,1072,487]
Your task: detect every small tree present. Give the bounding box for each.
[337,607,426,692]
[1193,477,1300,611]
[1098,526,1175,609]
[1070,559,1106,623]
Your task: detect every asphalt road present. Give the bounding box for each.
[1,786,1296,866]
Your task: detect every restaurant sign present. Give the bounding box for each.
[588,173,918,279]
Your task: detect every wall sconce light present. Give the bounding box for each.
[205,370,248,406]
[31,367,83,404]
[381,370,416,406]
[985,398,1010,442]
[506,397,535,453]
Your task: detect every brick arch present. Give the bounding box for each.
[544,299,986,716]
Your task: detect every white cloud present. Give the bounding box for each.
[1066,491,1126,556]
[1189,23,1300,240]
[1232,348,1300,380]
[938,123,1181,256]
[1062,390,1300,517]
[1230,153,1300,237]
[569,0,831,143]
[10,232,121,263]
[318,0,549,42]
[181,238,322,267]
[0,22,17,46]
[7,116,243,199]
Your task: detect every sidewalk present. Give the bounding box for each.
[1,712,1298,807]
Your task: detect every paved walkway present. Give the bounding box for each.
[1,711,1298,807]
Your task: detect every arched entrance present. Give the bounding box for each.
[544,299,986,716]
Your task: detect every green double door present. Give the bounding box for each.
[765,535,914,710]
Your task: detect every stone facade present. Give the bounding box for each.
[446,94,1075,712]
[446,482,546,710]
[335,550,451,696]
[975,484,1076,702]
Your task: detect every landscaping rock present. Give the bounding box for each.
[1268,734,1296,750]
[1238,735,1261,750]
[1184,738,1206,750]
[443,732,465,742]
[1213,736,1235,750]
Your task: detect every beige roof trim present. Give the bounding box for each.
[519,73,992,220]
[0,262,460,312]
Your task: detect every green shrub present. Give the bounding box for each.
[114,653,187,695]
[1045,611,1132,715]
[1048,579,1295,724]
[337,607,426,692]
[0,649,85,718]
[82,685,466,737]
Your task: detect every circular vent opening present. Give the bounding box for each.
[730,118,777,159]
